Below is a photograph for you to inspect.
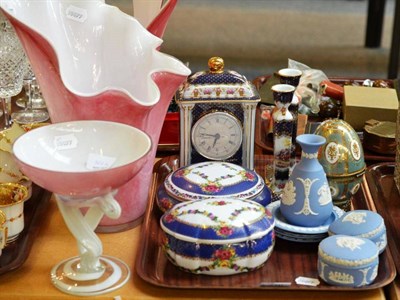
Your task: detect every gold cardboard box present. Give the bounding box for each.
[343,86,399,131]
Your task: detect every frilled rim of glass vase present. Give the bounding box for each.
[0,1,190,105]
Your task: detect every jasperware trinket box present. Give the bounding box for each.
[318,235,379,287]
[156,161,272,212]
[160,198,275,275]
[328,210,387,254]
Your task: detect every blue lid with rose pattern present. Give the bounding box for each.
[164,161,265,202]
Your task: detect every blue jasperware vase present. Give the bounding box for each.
[280,134,333,227]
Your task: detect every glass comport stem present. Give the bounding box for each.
[55,192,121,280]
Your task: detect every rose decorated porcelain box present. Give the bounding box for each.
[160,198,275,275]
[156,161,272,212]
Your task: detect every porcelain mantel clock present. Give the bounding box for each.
[176,57,260,169]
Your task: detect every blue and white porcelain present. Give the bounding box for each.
[160,198,275,275]
[280,134,333,227]
[156,161,272,212]
[318,235,379,287]
[328,210,387,254]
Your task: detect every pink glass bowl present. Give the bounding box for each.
[12,120,152,199]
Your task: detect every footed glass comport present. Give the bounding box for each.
[12,120,152,296]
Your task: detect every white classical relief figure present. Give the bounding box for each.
[301,151,318,160]
[377,235,387,251]
[342,212,367,225]
[336,236,365,251]
[318,182,332,206]
[319,261,327,281]
[281,180,296,206]
[359,267,371,286]
[328,271,354,284]
[294,177,318,216]
[370,265,378,281]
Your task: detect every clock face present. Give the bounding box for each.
[191,111,243,160]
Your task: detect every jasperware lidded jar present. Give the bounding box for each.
[328,210,387,254]
[160,198,275,275]
[318,235,379,287]
[156,161,272,212]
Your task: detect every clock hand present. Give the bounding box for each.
[212,133,221,148]
[200,133,218,138]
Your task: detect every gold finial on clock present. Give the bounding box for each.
[208,57,224,73]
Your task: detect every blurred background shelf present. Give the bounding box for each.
[107,0,399,80]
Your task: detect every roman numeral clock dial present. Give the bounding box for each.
[191,111,243,160]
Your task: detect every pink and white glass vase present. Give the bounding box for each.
[13,120,152,296]
[0,0,190,232]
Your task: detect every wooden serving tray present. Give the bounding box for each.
[0,184,52,275]
[135,155,396,290]
[365,163,400,273]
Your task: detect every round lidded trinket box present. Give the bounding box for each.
[156,161,272,212]
[328,210,387,254]
[318,235,379,287]
[314,119,366,210]
[160,198,275,275]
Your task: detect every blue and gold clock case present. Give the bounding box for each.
[176,57,260,169]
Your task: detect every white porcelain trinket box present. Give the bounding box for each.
[318,235,379,287]
[328,210,387,254]
[156,161,272,212]
[160,198,275,275]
